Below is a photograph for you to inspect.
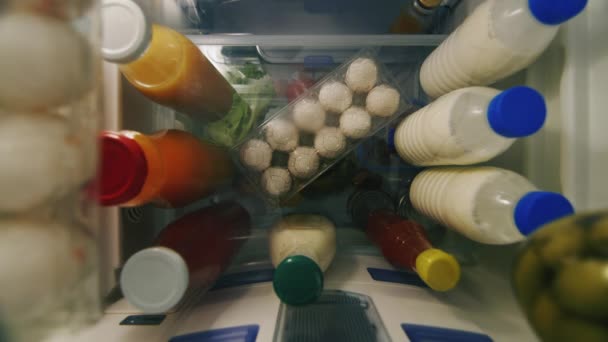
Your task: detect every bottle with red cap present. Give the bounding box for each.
[99,129,233,208]
[348,187,461,291]
[120,201,251,313]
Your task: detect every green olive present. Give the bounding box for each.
[528,215,584,269]
[529,292,562,341]
[553,260,608,320]
[513,248,549,308]
[552,316,608,342]
[589,218,608,257]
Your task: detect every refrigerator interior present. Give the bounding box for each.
[74,0,608,341]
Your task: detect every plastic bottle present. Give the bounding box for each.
[269,215,336,306]
[98,129,233,208]
[394,86,546,166]
[100,0,254,147]
[0,12,92,110]
[120,202,251,313]
[0,113,85,213]
[348,188,460,291]
[410,166,575,244]
[390,0,442,34]
[419,0,588,98]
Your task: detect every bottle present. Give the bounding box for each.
[0,219,97,341]
[389,0,442,34]
[410,166,575,244]
[98,129,233,208]
[348,188,460,291]
[419,0,588,98]
[100,0,254,147]
[0,12,92,110]
[394,86,546,166]
[269,215,336,306]
[0,113,86,213]
[120,202,251,313]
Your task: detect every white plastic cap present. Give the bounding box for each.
[101,0,152,63]
[120,247,189,313]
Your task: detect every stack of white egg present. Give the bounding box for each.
[0,3,99,341]
[240,57,401,197]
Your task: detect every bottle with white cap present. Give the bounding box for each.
[410,166,575,245]
[393,86,546,166]
[100,0,254,147]
[269,215,336,306]
[419,0,588,98]
[120,202,250,313]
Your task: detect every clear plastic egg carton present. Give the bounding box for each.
[234,49,410,204]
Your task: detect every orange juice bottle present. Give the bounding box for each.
[100,0,255,147]
[390,0,442,34]
[98,129,233,208]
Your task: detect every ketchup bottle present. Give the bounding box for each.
[119,201,250,313]
[348,188,461,291]
[98,129,233,208]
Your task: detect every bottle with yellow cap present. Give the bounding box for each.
[389,0,442,34]
[348,187,460,291]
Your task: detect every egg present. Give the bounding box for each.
[366,85,400,117]
[319,82,353,113]
[345,58,378,93]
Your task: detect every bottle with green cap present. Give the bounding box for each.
[410,166,575,245]
[269,215,336,306]
[348,187,461,291]
[394,86,547,166]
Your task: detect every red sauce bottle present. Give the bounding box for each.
[349,188,461,291]
[119,201,251,313]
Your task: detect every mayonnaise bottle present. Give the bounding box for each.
[394,86,546,166]
[420,0,588,98]
[410,167,575,245]
[269,215,336,306]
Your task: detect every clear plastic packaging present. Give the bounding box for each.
[235,50,410,202]
[0,1,101,341]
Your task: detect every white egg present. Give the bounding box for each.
[318,82,352,113]
[315,127,346,159]
[265,119,299,152]
[345,58,378,93]
[262,167,292,196]
[0,112,81,212]
[340,107,372,139]
[0,13,93,111]
[366,85,401,117]
[293,99,326,133]
[240,139,273,172]
[288,147,320,179]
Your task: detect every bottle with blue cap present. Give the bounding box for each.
[269,215,336,306]
[393,86,546,166]
[420,0,588,98]
[409,166,575,245]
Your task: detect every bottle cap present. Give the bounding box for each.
[419,0,442,9]
[99,132,148,206]
[101,0,152,63]
[120,247,189,313]
[528,0,588,25]
[514,191,575,236]
[415,248,461,291]
[273,255,323,306]
[487,86,547,138]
